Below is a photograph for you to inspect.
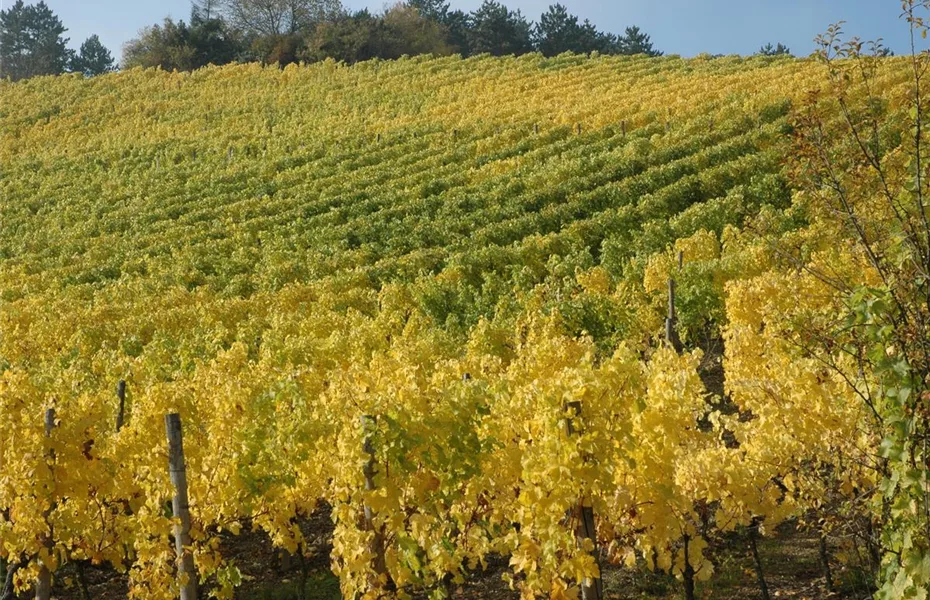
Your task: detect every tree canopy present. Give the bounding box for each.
[757,42,791,56]
[467,0,533,56]
[3,0,673,80]
[534,4,616,56]
[71,34,115,76]
[220,0,343,37]
[617,25,662,57]
[0,0,71,80]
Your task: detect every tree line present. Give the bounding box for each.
[2,0,816,82]
[0,0,663,80]
[121,0,664,70]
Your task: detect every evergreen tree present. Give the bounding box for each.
[70,34,114,76]
[190,2,242,66]
[467,0,532,56]
[0,0,72,81]
[617,25,661,56]
[442,8,469,55]
[534,4,619,56]
[757,42,791,56]
[583,20,621,54]
[534,4,579,56]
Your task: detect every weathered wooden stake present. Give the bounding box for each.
[44,407,55,437]
[621,120,626,137]
[534,123,539,135]
[665,278,683,353]
[677,249,684,270]
[376,133,381,143]
[165,413,197,600]
[35,408,56,600]
[576,123,582,135]
[361,415,387,586]
[116,380,126,432]
[564,401,602,600]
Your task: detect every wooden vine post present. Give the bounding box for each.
[665,277,683,353]
[565,401,603,600]
[665,250,684,353]
[165,413,197,600]
[361,415,388,587]
[35,408,56,600]
[115,380,126,432]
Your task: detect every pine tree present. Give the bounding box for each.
[70,34,115,76]
[617,25,661,57]
[534,5,619,56]
[534,4,579,56]
[0,0,72,81]
[467,0,532,57]
[757,42,791,56]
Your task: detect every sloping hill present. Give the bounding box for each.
[1,54,911,599]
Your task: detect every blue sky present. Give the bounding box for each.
[43,0,916,63]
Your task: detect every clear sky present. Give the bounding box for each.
[42,0,917,64]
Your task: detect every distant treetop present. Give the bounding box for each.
[757,42,792,56]
[2,0,673,81]
[1,0,115,80]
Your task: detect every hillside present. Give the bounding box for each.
[1,54,923,600]
[1,54,805,301]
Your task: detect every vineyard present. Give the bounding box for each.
[1,47,929,600]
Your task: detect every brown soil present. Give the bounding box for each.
[21,514,872,600]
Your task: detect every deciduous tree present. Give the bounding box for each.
[220,0,343,37]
